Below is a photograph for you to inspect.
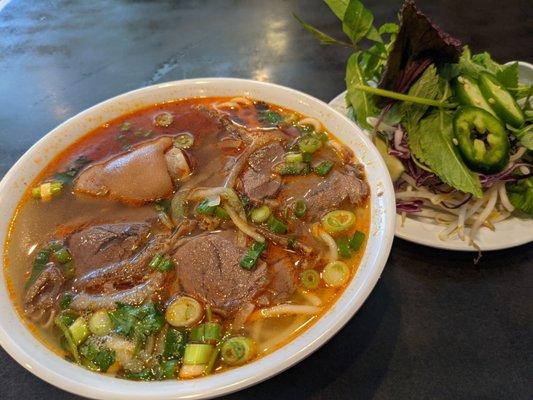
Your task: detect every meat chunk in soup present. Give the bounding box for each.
[74,136,189,204]
[255,252,296,307]
[295,164,369,219]
[66,222,150,275]
[172,230,269,314]
[241,142,284,202]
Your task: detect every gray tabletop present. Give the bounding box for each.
[1,1,532,399]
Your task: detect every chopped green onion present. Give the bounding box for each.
[183,343,213,365]
[275,162,311,176]
[315,160,334,176]
[68,316,89,346]
[149,254,174,272]
[285,152,304,163]
[195,199,228,220]
[55,315,80,363]
[287,236,296,250]
[174,132,194,149]
[62,261,76,279]
[322,261,350,287]
[149,254,163,269]
[165,296,203,327]
[190,322,222,344]
[220,337,256,366]
[267,215,287,234]
[300,269,320,289]
[196,198,215,214]
[293,199,307,218]
[258,110,284,125]
[59,293,73,310]
[302,152,312,163]
[214,206,230,220]
[53,247,72,264]
[321,210,356,234]
[32,181,63,201]
[120,122,132,131]
[161,359,178,379]
[298,135,322,153]
[349,231,366,252]
[336,237,351,258]
[88,311,113,336]
[158,258,174,272]
[163,328,187,360]
[204,342,222,375]
[240,241,267,270]
[317,132,329,142]
[154,112,174,127]
[250,205,271,223]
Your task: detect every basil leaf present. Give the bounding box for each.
[346,52,379,129]
[407,109,482,197]
[293,14,352,47]
[507,177,533,215]
[342,0,374,45]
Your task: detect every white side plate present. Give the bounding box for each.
[329,62,533,251]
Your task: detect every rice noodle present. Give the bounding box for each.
[230,97,252,105]
[298,117,322,131]
[222,203,265,243]
[317,230,338,261]
[258,304,321,318]
[215,101,239,109]
[258,315,308,353]
[233,303,255,329]
[297,288,322,306]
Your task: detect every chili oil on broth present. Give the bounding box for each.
[4,96,370,377]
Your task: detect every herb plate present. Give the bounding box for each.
[329,61,533,251]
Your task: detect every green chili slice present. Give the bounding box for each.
[453,106,510,174]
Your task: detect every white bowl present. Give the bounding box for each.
[0,78,395,399]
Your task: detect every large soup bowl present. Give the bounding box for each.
[0,78,395,399]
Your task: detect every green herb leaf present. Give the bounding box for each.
[400,64,440,130]
[407,109,482,197]
[342,0,374,45]
[513,124,533,150]
[163,328,187,360]
[471,52,519,89]
[506,177,533,215]
[293,14,353,47]
[109,302,164,342]
[346,52,379,129]
[324,0,349,20]
[378,22,399,35]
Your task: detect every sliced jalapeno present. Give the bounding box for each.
[454,75,496,117]
[453,106,510,174]
[478,72,525,128]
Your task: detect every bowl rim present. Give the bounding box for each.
[0,77,395,399]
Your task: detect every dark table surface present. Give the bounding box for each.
[1,1,532,399]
